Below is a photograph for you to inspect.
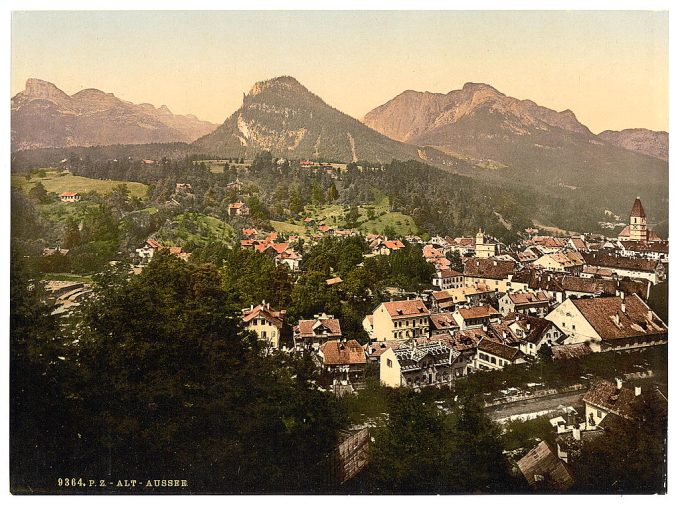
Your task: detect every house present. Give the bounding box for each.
[533,252,584,273]
[135,238,163,262]
[319,224,333,234]
[379,339,463,388]
[275,249,302,271]
[463,257,516,291]
[242,228,258,238]
[293,313,342,351]
[567,237,588,252]
[317,339,366,387]
[517,441,575,491]
[497,291,552,317]
[545,294,667,352]
[371,239,405,255]
[582,252,664,284]
[58,191,81,203]
[42,247,69,256]
[432,268,464,290]
[242,302,286,351]
[474,229,498,258]
[175,183,193,194]
[618,240,669,263]
[371,299,430,342]
[617,196,662,242]
[473,338,525,370]
[452,305,502,330]
[583,379,641,430]
[429,312,459,333]
[326,276,343,286]
[227,202,249,216]
[502,314,564,356]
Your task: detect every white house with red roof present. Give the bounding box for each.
[242,302,287,351]
[59,191,81,203]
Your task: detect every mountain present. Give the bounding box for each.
[192,76,424,162]
[11,78,218,151]
[597,128,668,161]
[362,83,668,220]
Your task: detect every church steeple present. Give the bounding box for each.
[629,196,647,241]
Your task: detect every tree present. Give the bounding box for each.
[326,183,339,202]
[344,205,360,228]
[447,250,464,272]
[28,181,49,203]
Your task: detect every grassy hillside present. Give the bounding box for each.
[12,169,148,198]
[155,212,235,248]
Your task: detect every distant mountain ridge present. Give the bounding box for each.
[363,83,592,143]
[192,76,424,162]
[362,83,667,189]
[11,78,218,151]
[597,128,668,161]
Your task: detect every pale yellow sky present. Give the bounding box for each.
[11,11,668,133]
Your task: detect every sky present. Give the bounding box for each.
[11,10,669,133]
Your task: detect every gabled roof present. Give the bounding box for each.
[59,191,79,197]
[457,305,501,320]
[571,294,667,341]
[436,268,464,278]
[429,312,458,330]
[550,343,592,361]
[504,314,557,345]
[477,338,524,361]
[464,257,516,280]
[319,340,366,366]
[242,303,286,329]
[295,315,342,338]
[381,299,430,318]
[517,441,575,491]
[506,291,551,306]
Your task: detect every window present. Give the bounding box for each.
[387,359,393,368]
[572,324,576,330]
[261,331,267,339]
[597,410,602,418]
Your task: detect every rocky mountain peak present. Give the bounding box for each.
[248,75,307,97]
[23,78,71,102]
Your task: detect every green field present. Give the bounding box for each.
[269,190,421,238]
[155,212,235,248]
[12,169,148,198]
[270,220,307,236]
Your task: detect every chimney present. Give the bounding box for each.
[572,428,581,441]
[616,378,623,390]
[635,386,642,397]
[621,302,626,314]
[526,323,531,331]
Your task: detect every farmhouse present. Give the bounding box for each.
[58,191,81,203]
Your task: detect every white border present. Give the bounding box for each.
[2,2,676,507]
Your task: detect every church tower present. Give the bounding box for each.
[629,196,647,241]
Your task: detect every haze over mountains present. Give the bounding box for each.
[11,78,218,151]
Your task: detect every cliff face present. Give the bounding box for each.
[597,129,668,161]
[11,78,218,151]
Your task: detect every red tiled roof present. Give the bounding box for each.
[242,303,286,329]
[458,305,501,320]
[319,340,366,366]
[59,191,78,197]
[381,299,430,318]
[572,294,667,341]
[429,312,458,330]
[295,316,342,338]
[437,268,464,278]
[384,240,405,250]
[507,291,551,305]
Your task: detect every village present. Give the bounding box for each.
[39,189,668,490]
